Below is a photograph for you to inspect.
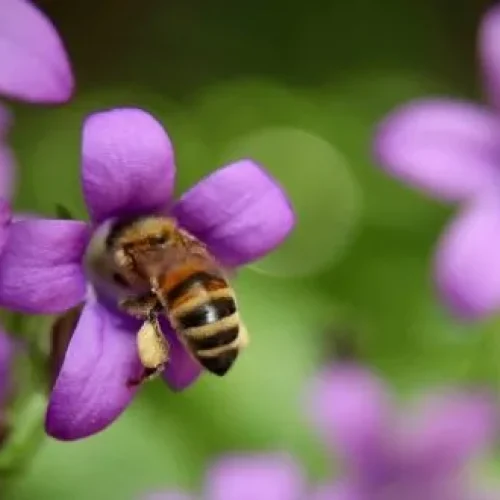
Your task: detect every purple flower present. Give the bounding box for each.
[0,0,74,246]
[0,108,295,440]
[143,454,308,500]
[0,325,13,409]
[0,325,13,445]
[309,364,499,500]
[372,4,500,320]
[145,364,498,500]
[0,106,14,202]
[0,0,73,104]
[0,111,15,247]
[0,107,14,253]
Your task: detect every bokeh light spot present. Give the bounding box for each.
[220,127,363,277]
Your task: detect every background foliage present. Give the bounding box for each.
[4,0,499,497]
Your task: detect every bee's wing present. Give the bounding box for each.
[221,265,238,281]
[178,228,238,281]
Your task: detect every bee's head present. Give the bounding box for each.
[113,216,179,282]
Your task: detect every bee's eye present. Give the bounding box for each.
[112,272,129,287]
[148,234,168,247]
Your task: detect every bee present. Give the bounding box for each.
[86,215,248,386]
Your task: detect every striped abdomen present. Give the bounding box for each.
[161,268,243,376]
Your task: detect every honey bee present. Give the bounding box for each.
[86,215,248,386]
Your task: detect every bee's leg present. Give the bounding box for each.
[127,313,170,388]
[149,277,169,310]
[119,293,159,319]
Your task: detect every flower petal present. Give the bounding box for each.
[81,108,176,224]
[0,146,15,201]
[0,218,90,313]
[0,198,11,253]
[0,105,15,200]
[311,483,365,500]
[479,4,500,110]
[45,299,142,440]
[469,487,500,500]
[0,105,10,136]
[160,318,202,391]
[434,195,500,319]
[308,364,391,470]
[0,326,13,405]
[0,0,73,103]
[407,391,497,475]
[205,454,305,500]
[11,211,37,222]
[173,160,295,267]
[373,99,500,201]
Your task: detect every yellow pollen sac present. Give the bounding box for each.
[136,318,169,370]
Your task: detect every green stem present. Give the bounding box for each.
[467,317,500,391]
[0,312,52,487]
[0,392,47,477]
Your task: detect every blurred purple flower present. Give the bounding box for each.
[0,107,14,202]
[0,108,295,440]
[143,454,307,500]
[373,4,500,320]
[0,0,74,104]
[0,198,12,254]
[0,325,13,445]
[0,0,74,248]
[0,107,14,258]
[0,108,13,253]
[146,365,498,500]
[309,364,498,500]
[0,326,13,409]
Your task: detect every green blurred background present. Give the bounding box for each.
[3,0,500,497]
